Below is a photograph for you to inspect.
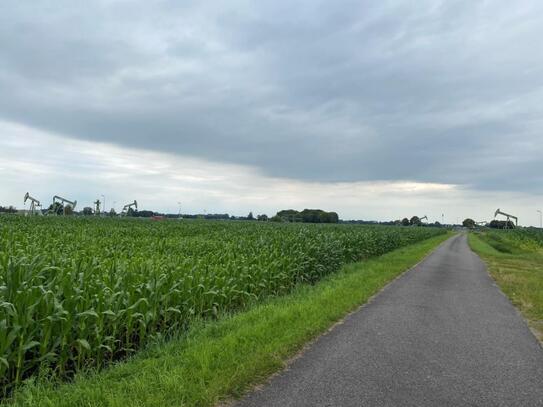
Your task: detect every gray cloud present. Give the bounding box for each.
[1,0,543,192]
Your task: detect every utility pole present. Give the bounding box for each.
[538,210,542,229]
[101,195,105,216]
[177,202,182,218]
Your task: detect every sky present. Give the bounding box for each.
[1,1,542,225]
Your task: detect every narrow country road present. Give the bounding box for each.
[234,234,543,407]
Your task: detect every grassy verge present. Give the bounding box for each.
[5,233,451,407]
[468,233,543,341]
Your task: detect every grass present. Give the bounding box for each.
[468,232,543,342]
[3,233,451,407]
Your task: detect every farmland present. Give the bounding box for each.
[0,216,445,395]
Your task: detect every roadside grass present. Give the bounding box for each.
[469,233,543,341]
[4,233,451,407]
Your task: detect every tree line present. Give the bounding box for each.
[270,209,339,223]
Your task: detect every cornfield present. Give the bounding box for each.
[0,216,444,394]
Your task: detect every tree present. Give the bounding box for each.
[83,207,93,216]
[275,209,339,224]
[462,218,476,228]
[277,209,301,222]
[0,206,17,213]
[300,209,323,223]
[410,216,421,226]
[48,202,63,215]
[401,218,410,226]
[134,210,154,218]
[489,219,515,229]
[257,214,268,221]
[247,212,255,221]
[109,208,117,217]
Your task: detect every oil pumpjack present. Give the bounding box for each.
[494,208,518,228]
[50,195,77,215]
[121,200,138,216]
[23,192,42,215]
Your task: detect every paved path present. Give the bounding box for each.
[235,234,543,406]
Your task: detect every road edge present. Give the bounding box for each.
[220,232,455,407]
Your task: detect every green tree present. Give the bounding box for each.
[48,202,64,215]
[0,206,17,213]
[462,218,476,228]
[489,219,515,229]
[277,209,301,222]
[276,209,339,224]
[410,216,421,226]
[401,218,410,226]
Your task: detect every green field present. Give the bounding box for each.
[0,217,445,396]
[469,228,543,341]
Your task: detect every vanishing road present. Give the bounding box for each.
[235,234,543,406]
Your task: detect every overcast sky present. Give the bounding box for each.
[1,1,542,224]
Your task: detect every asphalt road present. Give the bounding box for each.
[235,234,543,406]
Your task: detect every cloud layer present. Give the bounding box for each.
[1,1,543,192]
[3,120,542,225]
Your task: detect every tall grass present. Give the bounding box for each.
[0,217,444,394]
[481,228,543,254]
[469,230,543,341]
